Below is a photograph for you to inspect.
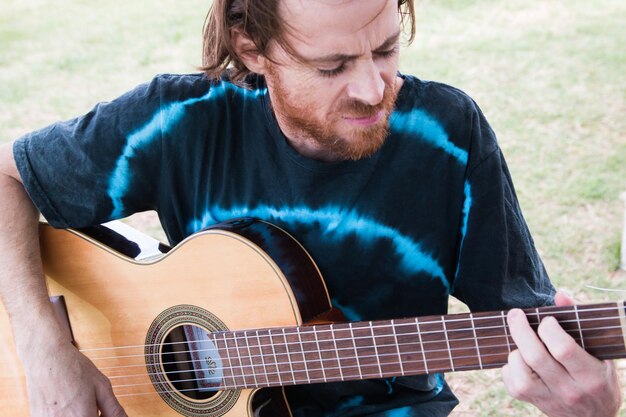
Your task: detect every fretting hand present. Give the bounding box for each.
[502,290,622,417]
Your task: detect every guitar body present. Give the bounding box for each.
[3,220,624,417]
[0,219,333,416]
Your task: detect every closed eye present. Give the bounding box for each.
[317,46,397,78]
[318,62,347,78]
[374,46,398,59]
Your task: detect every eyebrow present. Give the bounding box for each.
[303,30,401,66]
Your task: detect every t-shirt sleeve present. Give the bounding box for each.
[451,103,555,311]
[13,77,164,229]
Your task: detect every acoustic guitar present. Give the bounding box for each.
[1,219,624,416]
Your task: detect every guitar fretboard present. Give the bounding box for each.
[211,302,626,390]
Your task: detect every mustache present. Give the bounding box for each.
[341,100,385,117]
[338,86,397,118]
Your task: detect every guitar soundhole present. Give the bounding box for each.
[145,305,240,417]
[161,324,221,401]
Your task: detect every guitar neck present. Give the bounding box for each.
[214,301,626,390]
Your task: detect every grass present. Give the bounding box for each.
[1,0,625,415]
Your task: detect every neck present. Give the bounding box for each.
[209,301,626,390]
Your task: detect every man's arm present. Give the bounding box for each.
[503,290,623,417]
[0,142,127,417]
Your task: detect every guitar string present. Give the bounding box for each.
[100,328,623,388]
[105,333,626,388]
[57,305,624,393]
[110,351,626,398]
[78,304,622,353]
[98,324,624,376]
[115,352,626,399]
[83,313,625,364]
[78,305,623,357]
[85,318,625,369]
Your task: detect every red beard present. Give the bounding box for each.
[267,66,398,161]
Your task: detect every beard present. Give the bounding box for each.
[267,65,398,161]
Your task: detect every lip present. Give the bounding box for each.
[343,111,384,127]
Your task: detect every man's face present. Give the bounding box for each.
[262,0,402,161]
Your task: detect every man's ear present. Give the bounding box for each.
[231,28,268,74]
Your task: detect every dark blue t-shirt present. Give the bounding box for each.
[14,72,555,416]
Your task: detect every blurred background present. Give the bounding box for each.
[1,0,624,415]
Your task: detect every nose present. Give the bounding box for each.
[346,59,385,106]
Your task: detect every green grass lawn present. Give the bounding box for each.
[1,0,624,415]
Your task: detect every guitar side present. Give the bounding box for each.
[0,220,332,416]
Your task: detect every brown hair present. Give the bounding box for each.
[201,0,416,85]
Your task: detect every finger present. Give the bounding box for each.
[554,289,575,306]
[95,378,128,417]
[537,315,605,378]
[502,349,550,402]
[507,309,570,385]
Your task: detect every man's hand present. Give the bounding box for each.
[502,291,623,417]
[20,336,127,417]
[0,144,127,417]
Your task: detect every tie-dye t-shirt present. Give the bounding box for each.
[14,72,555,416]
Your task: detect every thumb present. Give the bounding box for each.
[554,289,576,307]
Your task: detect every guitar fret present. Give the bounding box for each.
[215,333,233,389]
[274,328,294,385]
[419,314,459,373]
[444,313,482,372]
[577,303,625,358]
[415,318,429,374]
[257,329,277,386]
[351,322,381,377]
[254,330,270,386]
[368,321,384,378]
[620,301,626,350]
[535,307,542,331]
[574,305,585,349]
[316,324,341,382]
[283,327,307,384]
[330,324,345,381]
[392,318,424,375]
[243,330,258,387]
[371,320,403,378]
[223,332,242,388]
[501,311,512,354]
[312,326,327,382]
[296,327,312,383]
[233,331,251,388]
[283,328,297,383]
[548,305,597,353]
[390,320,406,376]
[268,329,283,385]
[300,325,324,382]
[473,310,510,368]
[470,313,483,370]
[348,323,364,379]
[441,317,455,372]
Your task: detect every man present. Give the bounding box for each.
[0,0,621,416]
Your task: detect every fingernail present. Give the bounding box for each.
[507,308,524,322]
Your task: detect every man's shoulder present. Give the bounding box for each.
[149,73,217,98]
[399,74,478,112]
[397,74,483,135]
[150,72,266,103]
